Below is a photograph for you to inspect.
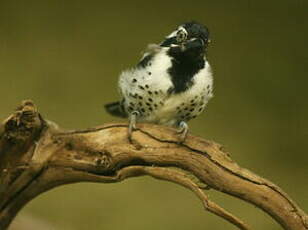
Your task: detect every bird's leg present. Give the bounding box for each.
[177,121,189,143]
[128,111,139,141]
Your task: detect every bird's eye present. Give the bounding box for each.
[176,29,188,43]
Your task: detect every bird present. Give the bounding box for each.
[105,21,213,142]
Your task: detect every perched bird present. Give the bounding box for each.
[105,21,213,141]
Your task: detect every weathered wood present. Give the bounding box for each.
[0,101,307,230]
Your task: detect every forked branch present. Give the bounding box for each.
[0,101,307,230]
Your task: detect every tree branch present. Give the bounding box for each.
[0,100,307,230]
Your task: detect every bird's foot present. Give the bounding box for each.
[177,121,188,143]
[128,111,139,142]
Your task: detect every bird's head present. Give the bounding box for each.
[161,21,210,59]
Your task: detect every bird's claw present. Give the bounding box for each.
[128,111,139,141]
[177,121,188,143]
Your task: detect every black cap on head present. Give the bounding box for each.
[181,21,210,43]
[161,21,210,47]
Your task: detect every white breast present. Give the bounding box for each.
[119,48,173,96]
[118,49,213,126]
[152,61,213,125]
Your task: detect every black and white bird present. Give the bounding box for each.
[105,21,213,141]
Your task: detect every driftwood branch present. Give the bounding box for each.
[0,100,307,230]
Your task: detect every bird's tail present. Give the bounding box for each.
[104,101,127,118]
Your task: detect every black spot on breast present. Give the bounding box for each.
[190,108,194,112]
[138,102,142,106]
[190,99,195,103]
[148,72,152,75]
[145,84,149,89]
[148,98,153,102]
[148,91,153,95]
[132,79,137,83]
[146,102,151,106]
[184,107,189,111]
[198,107,203,112]
[141,108,145,113]
[154,104,158,108]
[138,96,143,100]
[138,85,145,90]
[207,85,210,89]
[148,107,153,111]
[154,91,159,95]
[192,115,197,119]
[191,103,196,106]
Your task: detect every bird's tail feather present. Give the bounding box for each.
[104,101,127,118]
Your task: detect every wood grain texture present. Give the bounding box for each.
[0,100,307,230]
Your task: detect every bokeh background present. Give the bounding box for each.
[1,0,307,229]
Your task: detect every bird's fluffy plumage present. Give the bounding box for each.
[105,21,213,127]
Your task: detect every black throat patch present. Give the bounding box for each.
[167,47,205,94]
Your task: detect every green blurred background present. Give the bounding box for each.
[1,0,307,229]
